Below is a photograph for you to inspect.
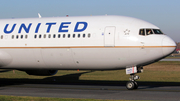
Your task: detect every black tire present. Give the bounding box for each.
[133,81,138,89]
[126,81,135,90]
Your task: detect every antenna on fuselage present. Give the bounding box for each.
[38,13,42,18]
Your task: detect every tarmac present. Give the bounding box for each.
[0,83,180,101]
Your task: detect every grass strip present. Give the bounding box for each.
[0,95,131,101]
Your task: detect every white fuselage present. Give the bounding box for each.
[0,15,176,70]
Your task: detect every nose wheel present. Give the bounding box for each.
[126,74,140,90]
[126,81,138,90]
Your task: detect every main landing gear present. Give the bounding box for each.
[125,66,143,90]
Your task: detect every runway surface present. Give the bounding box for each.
[0,82,180,101]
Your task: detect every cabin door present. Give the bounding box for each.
[104,26,115,47]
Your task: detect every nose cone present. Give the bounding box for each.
[162,36,176,56]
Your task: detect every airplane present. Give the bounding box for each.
[0,15,176,90]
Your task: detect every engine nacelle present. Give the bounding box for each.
[25,70,58,76]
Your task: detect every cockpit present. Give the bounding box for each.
[139,29,163,36]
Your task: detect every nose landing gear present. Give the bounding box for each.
[125,66,142,90]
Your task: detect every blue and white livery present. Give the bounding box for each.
[0,15,176,90]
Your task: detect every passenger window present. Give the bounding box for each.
[83,34,85,38]
[68,34,70,38]
[39,34,41,38]
[25,35,28,39]
[12,35,14,39]
[73,34,75,38]
[58,34,61,38]
[1,35,3,39]
[146,29,153,35]
[34,35,37,39]
[44,34,46,38]
[53,34,56,38]
[21,35,23,39]
[63,34,65,38]
[139,29,145,36]
[88,33,91,38]
[16,35,19,39]
[78,34,80,38]
[48,34,51,38]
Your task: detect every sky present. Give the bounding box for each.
[0,0,179,42]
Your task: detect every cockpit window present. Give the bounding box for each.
[146,29,153,35]
[139,29,145,35]
[153,29,163,34]
[139,28,164,36]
